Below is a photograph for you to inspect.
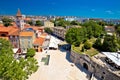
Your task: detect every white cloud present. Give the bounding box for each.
[105,10,114,14]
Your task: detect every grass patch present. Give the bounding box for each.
[72,45,99,57]
[72,38,99,57]
[72,45,82,54]
[85,48,99,57]
[41,55,50,65]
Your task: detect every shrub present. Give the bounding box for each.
[26,48,36,57]
[84,41,92,49]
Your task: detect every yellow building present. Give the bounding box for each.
[44,21,54,28]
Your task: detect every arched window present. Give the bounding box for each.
[1,34,6,37]
[83,63,88,70]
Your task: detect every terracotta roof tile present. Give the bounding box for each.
[9,29,19,36]
[24,18,31,21]
[0,27,11,32]
[20,32,34,37]
[33,37,45,46]
[0,26,19,36]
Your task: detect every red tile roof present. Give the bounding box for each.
[0,26,19,36]
[20,32,34,37]
[24,18,31,21]
[33,37,45,46]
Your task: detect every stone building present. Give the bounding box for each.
[70,50,120,80]
[0,26,20,48]
[53,27,66,40]
[43,21,54,28]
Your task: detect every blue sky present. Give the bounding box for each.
[0,0,120,19]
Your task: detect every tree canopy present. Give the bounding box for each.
[102,35,119,52]
[35,20,43,26]
[44,27,53,34]
[27,20,34,26]
[70,20,80,25]
[65,21,104,47]
[65,27,87,46]
[54,18,70,28]
[84,41,92,49]
[2,17,13,27]
[93,38,102,50]
[82,20,104,38]
[0,39,38,80]
[26,48,36,57]
[115,24,120,36]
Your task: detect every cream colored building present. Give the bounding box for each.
[19,31,36,52]
[53,27,66,39]
[44,21,54,28]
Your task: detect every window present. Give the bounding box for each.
[101,76,104,79]
[28,45,30,48]
[103,72,105,74]
[10,36,12,38]
[1,34,6,37]
[17,21,19,23]
[22,40,24,44]
[28,40,31,44]
[15,36,17,38]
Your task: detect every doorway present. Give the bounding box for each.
[83,63,88,70]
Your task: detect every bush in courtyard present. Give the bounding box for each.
[26,48,36,57]
[84,41,92,49]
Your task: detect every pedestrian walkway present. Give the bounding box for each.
[28,50,89,80]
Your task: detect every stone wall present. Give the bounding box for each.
[70,50,120,80]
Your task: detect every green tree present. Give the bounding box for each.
[54,18,70,28]
[0,39,38,80]
[35,20,43,26]
[116,26,120,37]
[117,37,120,50]
[97,21,106,26]
[65,27,87,47]
[93,38,102,50]
[26,48,36,57]
[70,21,79,25]
[84,41,92,49]
[2,17,13,27]
[44,27,53,34]
[82,20,103,38]
[27,20,34,26]
[65,21,104,47]
[102,35,118,52]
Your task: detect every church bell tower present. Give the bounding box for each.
[16,9,24,30]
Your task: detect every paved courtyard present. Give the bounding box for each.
[28,49,89,80]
